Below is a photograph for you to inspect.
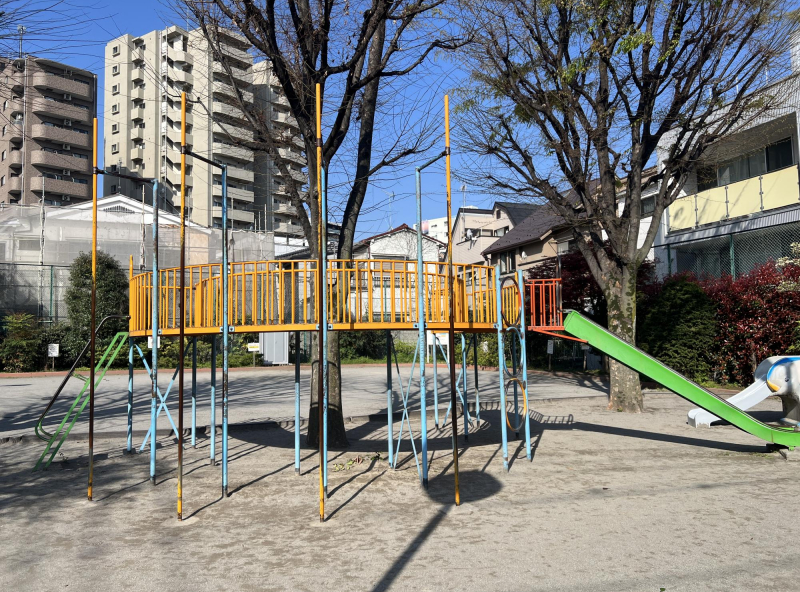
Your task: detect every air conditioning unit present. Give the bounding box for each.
[62,169,71,175]
[63,119,72,127]
[62,144,70,150]
[62,196,71,202]
[63,93,72,101]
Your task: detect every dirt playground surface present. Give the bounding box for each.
[1,393,797,592]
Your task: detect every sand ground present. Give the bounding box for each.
[1,393,796,592]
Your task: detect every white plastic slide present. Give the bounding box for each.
[687,357,786,427]
[688,380,773,427]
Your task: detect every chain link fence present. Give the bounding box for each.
[671,220,800,278]
[0,263,71,322]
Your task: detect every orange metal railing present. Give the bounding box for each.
[526,278,563,330]
[128,259,520,337]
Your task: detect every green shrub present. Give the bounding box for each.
[64,251,129,364]
[0,313,44,372]
[638,276,717,381]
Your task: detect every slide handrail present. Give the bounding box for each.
[34,315,130,442]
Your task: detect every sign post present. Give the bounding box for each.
[247,342,260,367]
[47,343,59,371]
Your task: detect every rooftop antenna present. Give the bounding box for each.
[379,188,395,230]
[461,184,466,210]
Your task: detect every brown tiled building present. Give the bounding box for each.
[0,56,97,206]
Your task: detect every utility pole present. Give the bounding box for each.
[140,184,146,270]
[38,174,45,320]
[17,25,25,59]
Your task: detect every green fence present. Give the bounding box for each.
[670,220,800,279]
[0,263,71,322]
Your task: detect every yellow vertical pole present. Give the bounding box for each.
[444,96,460,506]
[88,117,98,501]
[177,92,187,520]
[316,83,325,522]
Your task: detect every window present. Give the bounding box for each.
[112,65,119,75]
[111,123,118,133]
[499,251,515,274]
[642,196,655,216]
[0,176,5,186]
[2,100,7,110]
[112,45,120,56]
[767,138,793,172]
[111,143,119,154]
[2,125,5,136]
[494,226,508,237]
[699,137,795,191]
[496,210,502,219]
[1,150,5,161]
[110,184,117,193]
[112,84,119,95]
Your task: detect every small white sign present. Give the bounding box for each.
[581,344,591,351]
[546,340,554,355]
[148,336,162,349]
[47,343,60,358]
[247,342,260,353]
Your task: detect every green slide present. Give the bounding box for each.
[563,312,800,448]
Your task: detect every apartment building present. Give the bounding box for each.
[104,26,256,228]
[654,73,800,278]
[252,60,306,245]
[0,56,97,206]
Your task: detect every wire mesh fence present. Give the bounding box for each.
[0,263,71,322]
[671,220,800,278]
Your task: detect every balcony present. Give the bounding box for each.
[668,166,800,232]
[212,141,253,163]
[31,72,92,100]
[10,72,23,92]
[224,165,254,183]
[8,97,23,116]
[212,80,253,103]
[274,201,296,214]
[7,122,24,142]
[212,206,253,223]
[165,167,193,187]
[132,67,146,83]
[131,147,145,161]
[31,98,92,124]
[170,49,193,64]
[31,176,90,199]
[30,150,91,173]
[218,38,250,63]
[169,68,193,86]
[8,176,21,193]
[212,100,249,122]
[213,121,253,143]
[213,184,253,203]
[8,150,22,168]
[131,127,144,141]
[213,61,251,85]
[30,124,91,148]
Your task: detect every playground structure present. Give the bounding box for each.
[34,90,536,522]
[34,87,800,524]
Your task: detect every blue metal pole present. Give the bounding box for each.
[433,335,439,428]
[221,165,230,497]
[321,167,329,495]
[127,338,133,453]
[210,334,216,465]
[415,167,428,488]
[295,330,301,475]
[494,264,509,471]
[191,337,197,447]
[461,333,468,442]
[150,180,159,485]
[386,330,394,467]
[512,328,519,440]
[518,269,532,460]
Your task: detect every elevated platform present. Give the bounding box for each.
[129,259,520,337]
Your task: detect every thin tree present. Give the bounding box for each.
[181,0,464,445]
[457,0,796,411]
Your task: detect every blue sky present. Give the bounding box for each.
[18,0,493,241]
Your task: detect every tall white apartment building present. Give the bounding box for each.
[104,26,256,228]
[252,61,306,245]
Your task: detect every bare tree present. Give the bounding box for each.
[181,0,464,445]
[457,0,796,411]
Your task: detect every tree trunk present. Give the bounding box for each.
[604,264,643,412]
[306,322,349,448]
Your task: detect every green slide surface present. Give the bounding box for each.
[563,312,800,448]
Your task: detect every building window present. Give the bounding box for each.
[112,84,119,95]
[111,184,117,193]
[496,210,502,219]
[494,226,508,237]
[111,143,119,154]
[1,125,5,136]
[112,65,119,75]
[1,176,5,186]
[112,45,120,56]
[111,103,119,114]
[499,251,515,274]
[111,123,118,133]
[1,150,5,161]
[642,196,655,216]
[700,137,795,191]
